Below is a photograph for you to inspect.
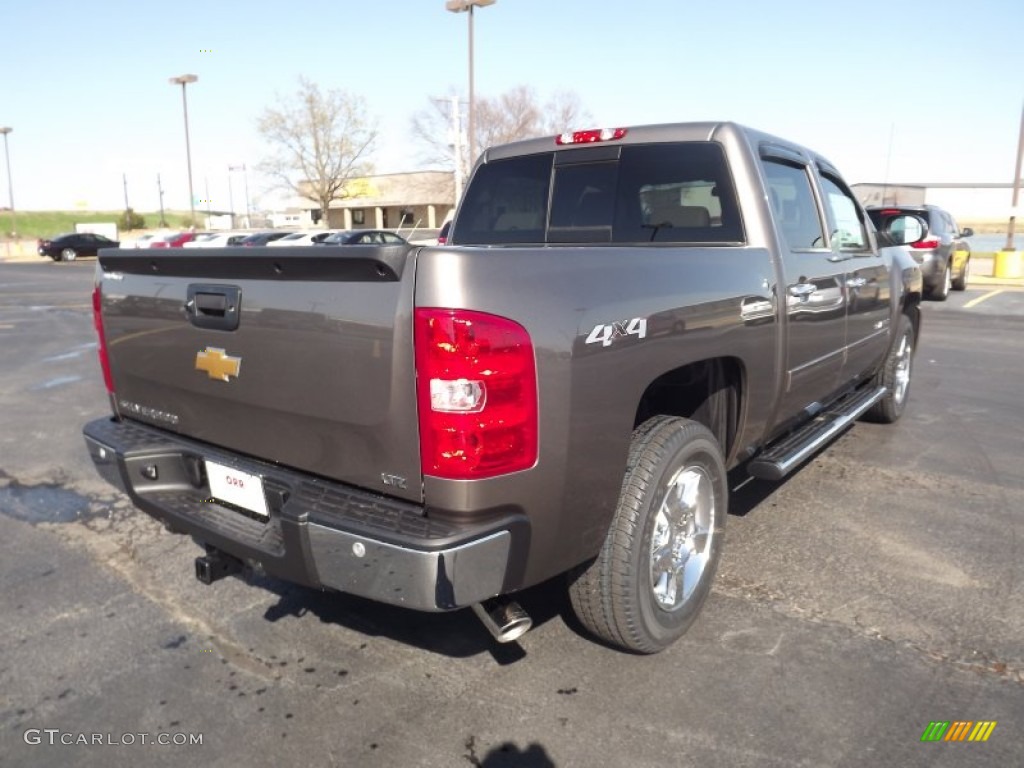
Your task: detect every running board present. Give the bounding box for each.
[747,386,887,482]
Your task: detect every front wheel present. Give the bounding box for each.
[568,416,726,653]
[60,248,77,262]
[864,313,915,424]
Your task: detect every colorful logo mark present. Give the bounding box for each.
[921,721,997,743]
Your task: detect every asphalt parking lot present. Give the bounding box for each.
[1,259,1022,767]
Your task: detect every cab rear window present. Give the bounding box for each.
[451,142,744,246]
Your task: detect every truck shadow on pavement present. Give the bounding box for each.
[241,470,785,661]
[246,571,569,665]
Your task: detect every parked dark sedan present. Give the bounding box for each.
[312,229,408,246]
[238,231,290,247]
[37,232,120,261]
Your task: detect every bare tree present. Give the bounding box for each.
[411,86,591,179]
[257,77,378,226]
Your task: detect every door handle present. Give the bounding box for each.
[846,277,867,289]
[789,283,817,298]
[185,284,242,331]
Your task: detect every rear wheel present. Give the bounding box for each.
[951,257,969,291]
[865,313,915,423]
[568,416,726,653]
[60,248,77,262]
[929,261,951,301]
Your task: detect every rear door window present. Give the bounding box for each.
[761,159,826,250]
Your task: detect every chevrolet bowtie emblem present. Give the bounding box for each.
[195,348,242,382]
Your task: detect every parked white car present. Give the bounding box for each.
[266,230,341,247]
[182,232,250,248]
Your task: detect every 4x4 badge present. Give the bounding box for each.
[195,348,242,382]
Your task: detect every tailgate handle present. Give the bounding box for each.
[185,284,242,331]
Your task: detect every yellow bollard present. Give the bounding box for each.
[993,250,1024,279]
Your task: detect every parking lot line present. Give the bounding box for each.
[964,289,1005,309]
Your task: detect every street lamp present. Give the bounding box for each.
[169,73,198,227]
[0,127,14,245]
[445,0,495,171]
[1003,100,1024,252]
[229,164,251,228]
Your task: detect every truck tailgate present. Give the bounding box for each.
[96,245,423,503]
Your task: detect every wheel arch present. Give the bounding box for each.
[633,356,745,465]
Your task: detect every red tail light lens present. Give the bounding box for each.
[556,127,627,145]
[415,309,537,480]
[910,238,939,249]
[92,284,115,394]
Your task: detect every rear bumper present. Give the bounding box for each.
[83,417,521,611]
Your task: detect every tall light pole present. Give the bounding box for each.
[1004,100,1024,252]
[445,0,495,171]
[169,74,198,227]
[157,174,168,227]
[0,127,15,245]
[229,164,251,228]
[227,167,236,228]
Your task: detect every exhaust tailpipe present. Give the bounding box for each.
[195,550,243,585]
[472,597,532,643]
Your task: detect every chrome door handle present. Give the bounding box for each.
[846,277,867,289]
[789,283,817,298]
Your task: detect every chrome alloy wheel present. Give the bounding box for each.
[892,333,913,406]
[649,465,716,610]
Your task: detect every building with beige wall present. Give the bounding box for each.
[284,171,456,234]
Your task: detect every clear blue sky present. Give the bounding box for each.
[2,0,1023,213]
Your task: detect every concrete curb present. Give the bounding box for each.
[968,275,1024,287]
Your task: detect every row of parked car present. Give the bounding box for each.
[140,229,410,249]
[36,229,411,261]
[36,208,969,298]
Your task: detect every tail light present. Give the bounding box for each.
[910,238,940,249]
[92,284,115,394]
[556,127,627,145]
[415,309,537,480]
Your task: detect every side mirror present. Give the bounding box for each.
[961,227,974,238]
[881,214,927,246]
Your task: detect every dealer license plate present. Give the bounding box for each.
[205,460,269,519]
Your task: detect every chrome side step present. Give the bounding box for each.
[747,386,887,481]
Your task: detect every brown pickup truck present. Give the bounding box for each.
[83,122,923,653]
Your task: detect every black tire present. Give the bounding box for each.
[951,257,969,291]
[60,247,77,262]
[864,313,915,424]
[928,260,951,301]
[568,416,726,653]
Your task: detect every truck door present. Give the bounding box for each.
[816,170,892,388]
[760,154,846,423]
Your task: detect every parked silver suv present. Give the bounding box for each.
[867,205,973,300]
